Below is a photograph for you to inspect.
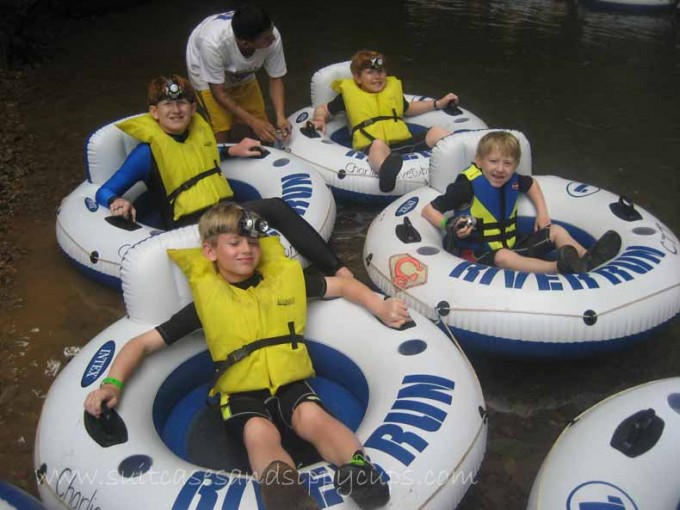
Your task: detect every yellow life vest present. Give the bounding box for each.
[331,76,412,150]
[167,236,312,397]
[116,113,233,221]
[462,164,519,250]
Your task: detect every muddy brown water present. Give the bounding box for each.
[1,1,679,508]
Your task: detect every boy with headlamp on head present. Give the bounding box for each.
[85,202,408,510]
[311,49,459,192]
[97,73,352,278]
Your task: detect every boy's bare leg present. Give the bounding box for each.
[291,402,361,466]
[425,126,449,147]
[245,418,320,510]
[367,140,391,173]
[550,224,586,256]
[369,140,402,192]
[494,248,560,273]
[244,417,294,476]
[291,403,389,509]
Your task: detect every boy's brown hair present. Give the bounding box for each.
[350,49,386,76]
[476,131,521,162]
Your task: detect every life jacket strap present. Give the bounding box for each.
[477,217,517,248]
[167,162,222,204]
[350,109,404,142]
[477,217,517,231]
[214,322,304,377]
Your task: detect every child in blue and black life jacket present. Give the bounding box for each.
[421,131,622,273]
[311,49,458,193]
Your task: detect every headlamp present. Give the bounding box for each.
[238,210,269,238]
[165,80,184,100]
[367,57,384,71]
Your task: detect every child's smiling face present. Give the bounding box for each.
[475,148,519,188]
[203,233,261,283]
[353,68,388,94]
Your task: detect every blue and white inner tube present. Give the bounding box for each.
[56,116,336,287]
[0,480,46,510]
[527,377,680,510]
[363,129,680,359]
[591,0,679,10]
[286,61,488,202]
[35,227,488,510]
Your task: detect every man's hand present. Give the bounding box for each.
[276,118,292,142]
[248,117,278,143]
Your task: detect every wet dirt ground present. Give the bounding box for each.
[1,0,679,508]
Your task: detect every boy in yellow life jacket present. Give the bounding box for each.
[97,74,351,278]
[311,49,458,192]
[84,203,410,510]
[422,131,622,273]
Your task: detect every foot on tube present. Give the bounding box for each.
[583,230,622,271]
[378,153,403,193]
[259,461,320,510]
[556,245,586,274]
[334,451,390,509]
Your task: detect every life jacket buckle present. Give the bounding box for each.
[227,347,249,365]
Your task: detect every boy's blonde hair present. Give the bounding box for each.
[350,49,386,76]
[476,131,521,162]
[198,202,243,244]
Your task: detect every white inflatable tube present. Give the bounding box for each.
[285,62,488,202]
[35,227,488,510]
[363,129,680,358]
[527,377,680,510]
[56,116,336,287]
[591,0,678,9]
[0,480,46,510]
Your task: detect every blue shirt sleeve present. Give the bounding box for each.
[95,143,153,207]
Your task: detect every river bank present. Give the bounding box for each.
[0,66,46,489]
[0,1,135,492]
[0,70,31,294]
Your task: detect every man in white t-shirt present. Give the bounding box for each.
[186,5,292,144]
